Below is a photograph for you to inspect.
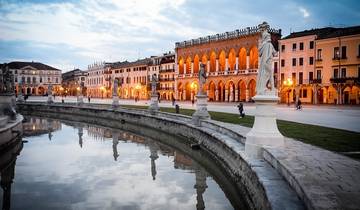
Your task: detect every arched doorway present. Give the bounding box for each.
[210,51,216,72]
[208,81,216,101]
[178,57,184,74]
[193,54,199,74]
[248,79,256,99]
[38,86,45,95]
[239,48,247,70]
[219,50,226,72]
[185,82,191,101]
[238,80,246,101]
[186,57,192,74]
[249,46,258,69]
[218,81,225,102]
[228,49,236,71]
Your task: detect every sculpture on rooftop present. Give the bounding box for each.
[256,22,277,95]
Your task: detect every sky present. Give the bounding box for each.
[0,0,359,72]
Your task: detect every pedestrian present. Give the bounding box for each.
[237,102,245,118]
[54,94,56,100]
[191,98,194,106]
[175,104,180,114]
[172,97,175,106]
[88,95,91,103]
[296,99,302,110]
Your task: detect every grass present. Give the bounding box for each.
[122,104,360,157]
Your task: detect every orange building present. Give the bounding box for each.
[175,24,281,102]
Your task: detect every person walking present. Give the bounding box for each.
[296,99,302,110]
[237,102,245,118]
[88,95,91,103]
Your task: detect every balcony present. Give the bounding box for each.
[159,68,175,73]
[309,78,322,84]
[330,77,360,84]
[159,87,174,91]
[159,78,175,82]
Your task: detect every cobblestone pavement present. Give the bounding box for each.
[26,96,360,132]
[213,121,360,210]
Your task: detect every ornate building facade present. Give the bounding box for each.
[86,62,110,98]
[1,61,62,96]
[62,69,88,96]
[158,52,175,100]
[279,26,360,104]
[175,25,281,102]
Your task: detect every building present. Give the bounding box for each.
[175,24,281,102]
[86,62,111,98]
[279,26,360,104]
[158,52,176,100]
[1,61,62,95]
[61,69,88,96]
[110,58,153,99]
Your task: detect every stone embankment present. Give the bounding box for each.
[18,102,360,210]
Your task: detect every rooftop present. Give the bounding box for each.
[3,61,60,71]
[282,25,360,40]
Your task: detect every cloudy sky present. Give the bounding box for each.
[0,0,359,71]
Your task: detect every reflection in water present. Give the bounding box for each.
[1,116,236,210]
[0,138,23,210]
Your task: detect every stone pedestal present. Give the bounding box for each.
[0,115,8,127]
[245,94,284,158]
[47,95,53,104]
[77,95,83,105]
[148,94,159,114]
[112,96,119,107]
[192,94,210,126]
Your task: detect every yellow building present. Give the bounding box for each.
[279,26,360,104]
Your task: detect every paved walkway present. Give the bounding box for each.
[26,96,360,132]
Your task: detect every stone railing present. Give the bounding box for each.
[175,25,281,48]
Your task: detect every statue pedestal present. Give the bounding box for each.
[112,96,119,107]
[17,95,24,103]
[47,95,53,104]
[148,94,159,114]
[0,115,8,127]
[192,94,210,126]
[77,95,83,105]
[245,94,284,158]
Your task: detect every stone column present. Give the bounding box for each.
[192,64,210,126]
[194,164,207,210]
[149,141,159,180]
[225,58,229,74]
[112,79,119,107]
[78,125,83,148]
[184,64,186,74]
[229,87,234,102]
[235,57,239,70]
[246,88,249,102]
[235,88,239,102]
[246,55,250,69]
[183,89,186,101]
[206,61,210,73]
[215,59,219,73]
[225,89,229,102]
[112,130,119,161]
[77,83,84,106]
[191,62,194,74]
[215,89,219,101]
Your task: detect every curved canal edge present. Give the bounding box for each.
[18,102,359,210]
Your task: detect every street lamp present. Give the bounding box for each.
[100,86,105,99]
[283,78,293,106]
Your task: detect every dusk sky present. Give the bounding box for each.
[1,0,359,71]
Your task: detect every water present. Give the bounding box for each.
[0,116,239,210]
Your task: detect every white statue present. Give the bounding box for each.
[256,22,277,95]
[151,74,158,94]
[198,64,207,95]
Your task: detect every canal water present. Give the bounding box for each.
[0,116,240,210]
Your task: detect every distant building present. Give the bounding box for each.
[1,61,62,95]
[157,52,175,100]
[86,62,111,98]
[62,69,88,96]
[278,26,360,104]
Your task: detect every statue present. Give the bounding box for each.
[47,84,53,95]
[256,22,277,95]
[151,74,158,95]
[198,64,207,95]
[113,78,118,96]
[1,65,14,93]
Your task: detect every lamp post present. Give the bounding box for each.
[100,86,105,99]
[283,78,293,106]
